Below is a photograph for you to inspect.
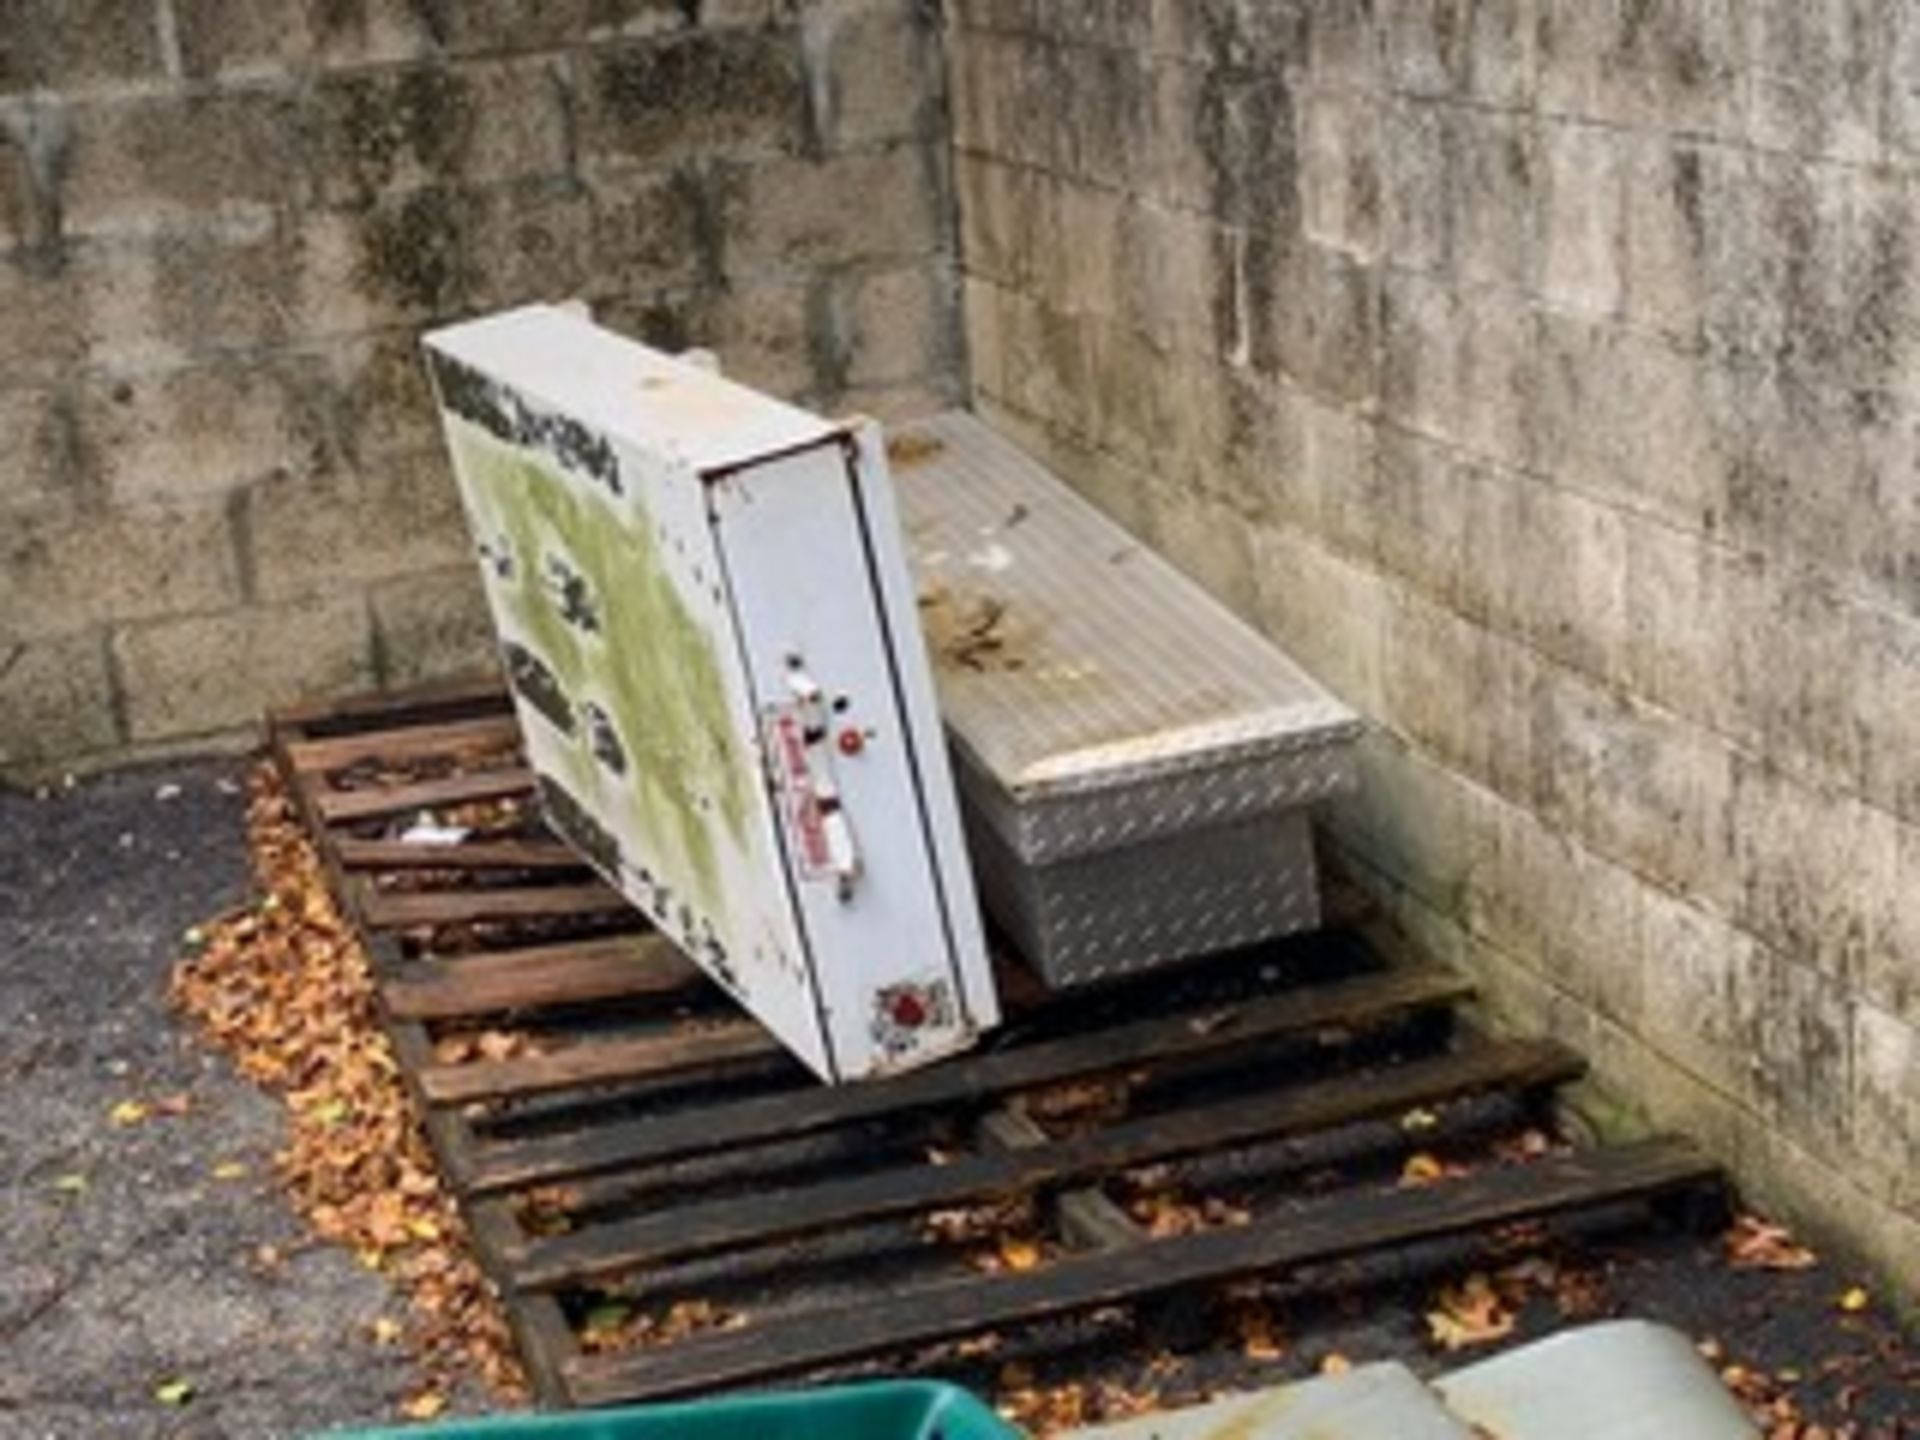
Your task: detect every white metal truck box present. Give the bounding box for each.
[422,306,997,1083]
[889,411,1363,987]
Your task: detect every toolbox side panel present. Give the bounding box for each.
[846,421,998,1033]
[710,442,993,1079]
[425,350,829,1079]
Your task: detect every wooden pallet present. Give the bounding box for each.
[270,680,1723,1410]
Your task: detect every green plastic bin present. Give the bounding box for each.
[317,1382,1022,1440]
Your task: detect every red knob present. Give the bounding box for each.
[837,727,866,756]
[889,991,927,1028]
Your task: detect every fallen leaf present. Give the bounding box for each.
[1838,1286,1870,1313]
[211,1161,249,1181]
[998,1237,1042,1272]
[109,1100,150,1127]
[1320,1352,1353,1376]
[1426,1273,1516,1352]
[1724,1214,1818,1271]
[371,1316,404,1345]
[1401,1152,1449,1186]
[1400,1106,1440,1133]
[51,1173,88,1194]
[400,1391,448,1421]
[154,1379,194,1407]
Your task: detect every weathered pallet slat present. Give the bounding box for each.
[422,1022,788,1107]
[383,935,699,1021]
[314,767,537,823]
[462,969,1474,1194]
[285,713,523,774]
[565,1136,1719,1405]
[338,836,585,873]
[511,1037,1583,1290]
[358,881,628,930]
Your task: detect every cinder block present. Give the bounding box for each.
[809,1,940,150]
[1368,426,1471,612]
[1147,64,1215,214]
[1035,180,1122,320]
[66,235,195,375]
[1738,943,1858,1158]
[1304,0,1384,92]
[1139,485,1258,618]
[330,330,442,467]
[843,259,956,387]
[729,146,939,277]
[1728,567,1865,795]
[1380,97,1455,274]
[242,454,468,605]
[1730,755,1898,990]
[1533,311,1734,533]
[961,274,1007,404]
[0,0,164,92]
[1869,821,1920,1024]
[286,204,469,338]
[948,0,1035,36]
[1853,604,1920,831]
[1057,43,1154,190]
[1300,89,1382,263]
[463,176,597,309]
[1383,268,1538,470]
[577,30,807,169]
[1255,238,1380,408]
[1113,199,1218,357]
[177,0,438,76]
[1636,885,1757,1104]
[1537,119,1624,316]
[1618,135,1728,352]
[1538,0,1747,140]
[1248,524,1388,719]
[63,90,304,239]
[954,152,1041,291]
[1343,728,1487,921]
[1040,0,1150,50]
[1620,514,1748,736]
[144,220,305,359]
[1751,0,1885,166]
[303,58,570,210]
[0,254,83,384]
[1,496,242,635]
[1849,1000,1918,1211]
[1449,107,1538,291]
[1529,665,1736,912]
[77,358,336,507]
[991,289,1090,439]
[1083,308,1175,462]
[0,629,119,769]
[0,385,74,510]
[114,595,375,741]
[1381,0,1466,98]
[1463,0,1541,107]
[369,565,495,689]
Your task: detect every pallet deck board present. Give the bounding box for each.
[358,881,629,930]
[313,766,538,823]
[422,1021,789,1108]
[338,836,586,873]
[510,1037,1583,1290]
[384,935,700,1021]
[285,713,524,774]
[462,968,1474,1194]
[564,1136,1720,1405]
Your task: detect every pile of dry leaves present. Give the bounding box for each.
[170,764,523,1420]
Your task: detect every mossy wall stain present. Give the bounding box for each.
[452,423,749,912]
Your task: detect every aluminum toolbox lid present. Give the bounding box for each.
[423,304,839,479]
[890,411,1362,860]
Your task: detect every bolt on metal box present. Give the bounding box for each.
[423,306,997,1083]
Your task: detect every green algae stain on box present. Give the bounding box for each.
[450,423,749,911]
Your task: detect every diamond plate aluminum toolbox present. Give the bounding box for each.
[890,412,1362,987]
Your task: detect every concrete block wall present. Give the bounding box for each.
[949,0,1919,1287]
[0,0,961,774]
